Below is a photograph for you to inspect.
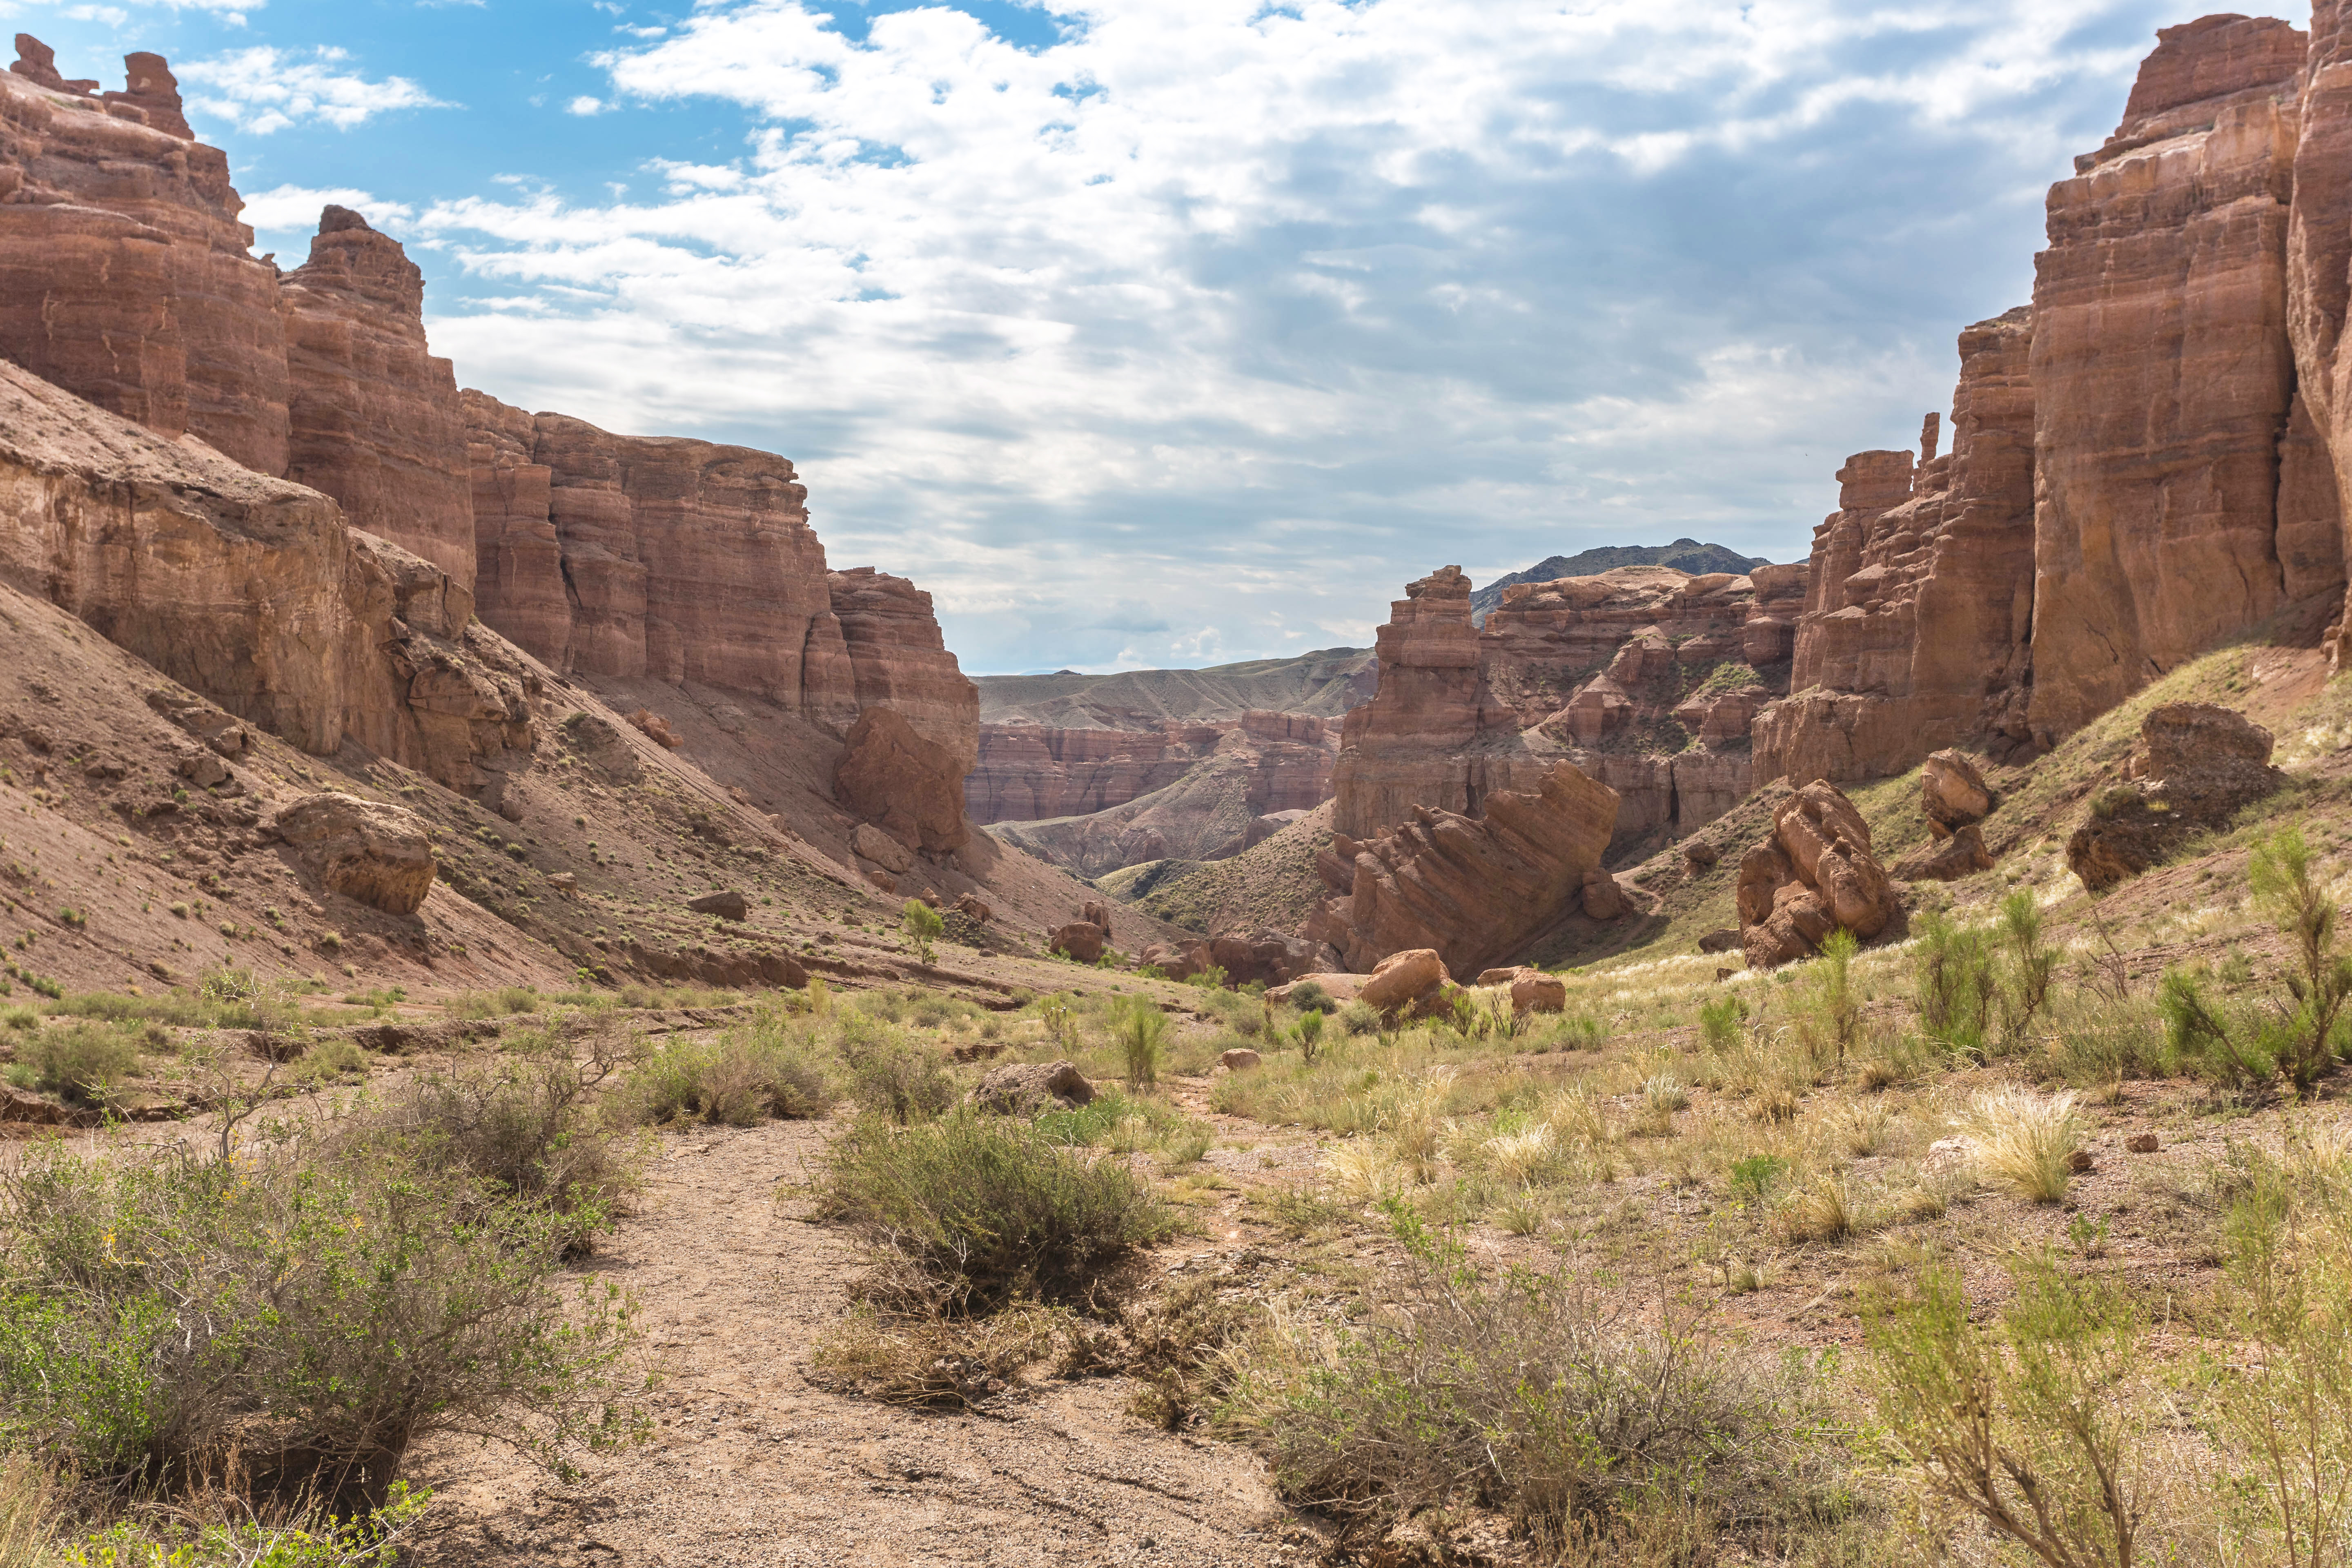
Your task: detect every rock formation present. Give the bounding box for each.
[1737,782,1898,969]
[0,43,288,474]
[1330,561,1802,859]
[281,207,475,587]
[1922,750,1995,836]
[272,793,437,915]
[2067,702,2284,889]
[836,708,970,855]
[1307,760,1619,980]
[1765,13,2352,785]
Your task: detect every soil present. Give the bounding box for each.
[405,1113,1311,1568]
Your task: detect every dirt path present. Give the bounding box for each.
[408,1116,1309,1567]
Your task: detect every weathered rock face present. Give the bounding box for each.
[0,43,288,475]
[1737,781,1896,969]
[1331,561,1800,859]
[272,793,437,915]
[1307,760,1619,980]
[281,207,474,589]
[1922,749,1994,835]
[0,356,537,807]
[2030,14,2309,741]
[835,707,970,855]
[1756,309,2039,783]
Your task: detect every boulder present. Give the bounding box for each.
[1580,869,1625,921]
[1894,824,1995,882]
[971,1060,1095,1116]
[688,890,748,922]
[1047,922,1106,964]
[273,793,436,915]
[548,872,577,897]
[1359,948,1446,1013]
[1082,900,1114,939]
[852,822,915,874]
[1696,928,1742,954]
[629,708,683,748]
[1218,1048,1261,1072]
[1921,750,1993,836]
[834,706,970,855]
[2067,704,2283,890]
[1139,940,1205,980]
[1735,781,1895,969]
[955,893,993,924]
[1206,929,1331,988]
[1510,973,1567,1014]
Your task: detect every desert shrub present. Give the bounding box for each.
[1866,1254,2139,1568]
[817,1110,1174,1312]
[1793,929,1863,1071]
[1186,964,1230,991]
[1286,980,1334,1015]
[348,1029,645,1250]
[1913,912,1994,1056]
[1993,890,2060,1050]
[836,1019,956,1124]
[1289,1007,1326,1065]
[1729,1153,1789,1202]
[1111,997,1169,1087]
[813,1301,1066,1410]
[1336,1000,1381,1037]
[900,899,943,965]
[21,1025,138,1106]
[1229,1213,1846,1546]
[1956,1086,2083,1204]
[617,1024,832,1129]
[0,1140,640,1508]
[59,1482,430,1566]
[453,987,539,1022]
[0,1009,31,1033]
[291,1038,371,1084]
[1699,995,1747,1055]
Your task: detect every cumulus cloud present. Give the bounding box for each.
[421,0,2195,672]
[179,45,450,133]
[238,183,416,238]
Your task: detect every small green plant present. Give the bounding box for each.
[1290,1006,1326,1065]
[1914,911,1994,1055]
[1795,928,1862,1070]
[22,1023,138,1106]
[1729,1154,1790,1201]
[1286,980,1334,1014]
[55,908,84,931]
[1865,1255,2140,1568]
[900,899,944,965]
[1112,997,1169,1087]
[1698,994,1748,1054]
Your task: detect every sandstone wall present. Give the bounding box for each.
[281,207,475,588]
[969,713,1334,828]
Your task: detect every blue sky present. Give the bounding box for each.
[4,0,2273,673]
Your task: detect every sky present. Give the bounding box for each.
[0,0,2279,674]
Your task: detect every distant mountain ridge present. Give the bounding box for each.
[974,646,1376,729]
[1469,539,1770,624]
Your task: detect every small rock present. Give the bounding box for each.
[1219,1048,1261,1072]
[548,871,578,898]
[81,756,125,780]
[956,893,993,924]
[174,750,230,788]
[629,708,683,748]
[1360,948,1445,1012]
[1580,869,1625,921]
[2126,1132,2159,1154]
[1682,838,1721,869]
[1697,928,1742,954]
[1047,921,1105,964]
[688,890,748,922]
[2067,1149,2095,1174]
[1921,749,1993,833]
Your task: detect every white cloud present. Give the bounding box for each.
[178,45,450,133]
[421,0,2207,671]
[238,183,416,237]
[567,95,608,116]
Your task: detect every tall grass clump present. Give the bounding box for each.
[17,1024,138,1106]
[1914,912,1994,1056]
[1227,1214,1849,1550]
[1956,1086,2084,1203]
[616,1021,833,1129]
[836,1015,956,1124]
[2161,825,2352,1096]
[1866,1254,2139,1568]
[817,1110,1174,1312]
[1111,997,1169,1087]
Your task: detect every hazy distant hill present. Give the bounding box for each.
[1468,539,1769,624]
[974,646,1376,728]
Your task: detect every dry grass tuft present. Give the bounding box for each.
[1955,1086,2083,1203]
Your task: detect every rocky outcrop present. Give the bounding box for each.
[281,208,474,588]
[972,1060,1095,1116]
[1756,309,2038,783]
[1307,760,1619,979]
[272,793,437,915]
[1894,826,1995,883]
[2067,702,2283,889]
[0,42,288,475]
[0,356,537,807]
[835,707,970,855]
[1922,749,1995,835]
[969,710,1333,827]
[1737,782,1897,969]
[1330,561,1800,860]
[2029,15,2310,740]
[826,567,981,773]
[1765,14,2352,784]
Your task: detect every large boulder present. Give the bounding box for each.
[688,890,748,922]
[2067,704,2283,891]
[834,706,970,855]
[1047,921,1106,964]
[1207,929,1334,988]
[273,793,437,915]
[1359,948,1446,1013]
[1894,824,1995,883]
[1921,750,1993,836]
[1735,781,1895,969]
[972,1060,1094,1116]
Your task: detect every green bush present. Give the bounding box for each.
[817,1110,1174,1312]
[22,1025,138,1106]
[837,1018,956,1124]
[0,1141,640,1509]
[60,1483,430,1567]
[1113,997,1169,1086]
[1913,911,1994,1055]
[617,1024,833,1129]
[900,900,944,965]
[1286,980,1334,1014]
[1336,1000,1381,1037]
[1699,995,1748,1055]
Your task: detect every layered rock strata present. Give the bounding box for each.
[1330,561,1802,858]
[281,207,474,587]
[968,711,1333,826]
[1768,13,2352,784]
[1307,760,1619,980]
